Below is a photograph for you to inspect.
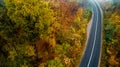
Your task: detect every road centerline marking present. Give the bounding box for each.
[87,1,99,67]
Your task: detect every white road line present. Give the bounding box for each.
[87,1,99,67]
[94,0,103,67]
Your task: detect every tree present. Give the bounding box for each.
[0,0,56,66]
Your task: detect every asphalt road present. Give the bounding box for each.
[79,0,102,67]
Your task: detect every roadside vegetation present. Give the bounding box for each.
[0,0,91,67]
[101,1,120,67]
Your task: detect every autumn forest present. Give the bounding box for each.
[0,0,120,67]
[0,0,91,67]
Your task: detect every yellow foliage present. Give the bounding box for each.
[49,37,56,49]
[76,8,83,17]
[8,51,17,61]
[25,45,35,56]
[63,57,71,65]
[111,13,120,25]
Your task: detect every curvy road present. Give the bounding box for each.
[79,0,102,67]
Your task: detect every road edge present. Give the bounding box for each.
[78,5,94,67]
[94,0,103,67]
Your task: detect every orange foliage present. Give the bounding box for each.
[35,37,58,63]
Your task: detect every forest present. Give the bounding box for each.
[0,0,91,67]
[100,1,120,67]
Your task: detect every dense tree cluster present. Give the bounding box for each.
[101,2,120,67]
[0,0,91,67]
